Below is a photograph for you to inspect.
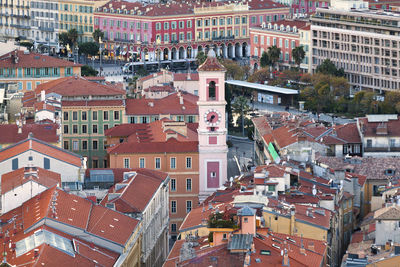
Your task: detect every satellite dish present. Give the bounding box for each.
[312,185,317,196]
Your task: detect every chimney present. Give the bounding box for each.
[41,90,45,102]
[179,95,184,105]
[308,241,314,251]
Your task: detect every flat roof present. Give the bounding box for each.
[226,80,298,95]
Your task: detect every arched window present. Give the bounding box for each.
[208,81,216,100]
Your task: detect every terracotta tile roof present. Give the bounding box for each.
[334,123,361,143]
[198,51,226,72]
[0,137,82,167]
[101,169,168,213]
[19,187,140,247]
[0,123,59,144]
[35,76,126,97]
[374,205,400,220]
[173,73,199,81]
[143,84,174,92]
[125,92,198,115]
[271,19,309,29]
[61,99,125,107]
[85,168,135,183]
[316,156,400,180]
[254,164,286,177]
[350,231,364,244]
[34,101,56,112]
[358,115,400,137]
[105,123,149,137]
[0,50,80,68]
[108,138,198,154]
[1,167,61,195]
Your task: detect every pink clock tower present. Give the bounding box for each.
[197,50,228,202]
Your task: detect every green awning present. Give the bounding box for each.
[268,142,280,163]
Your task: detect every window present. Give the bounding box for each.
[208,81,216,100]
[63,125,69,134]
[244,218,248,223]
[93,140,98,150]
[28,156,33,161]
[72,111,77,120]
[63,141,69,149]
[92,160,98,168]
[171,178,176,191]
[82,125,87,134]
[268,185,275,191]
[367,139,372,148]
[139,158,145,168]
[186,157,192,168]
[171,223,177,233]
[186,201,192,213]
[186,178,192,191]
[114,111,119,120]
[171,21,177,29]
[93,125,98,134]
[12,158,18,170]
[211,172,217,178]
[103,111,109,120]
[73,125,78,134]
[124,158,130,168]
[179,21,184,29]
[171,200,177,213]
[164,22,169,30]
[155,157,161,169]
[170,157,176,169]
[63,112,69,121]
[81,111,87,120]
[73,141,79,150]
[44,158,50,169]
[390,139,396,147]
[82,140,88,150]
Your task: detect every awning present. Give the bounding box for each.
[268,142,280,164]
[226,80,298,95]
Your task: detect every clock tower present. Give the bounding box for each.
[197,50,228,201]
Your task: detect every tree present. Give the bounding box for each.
[19,41,33,51]
[222,59,245,80]
[92,29,104,43]
[260,51,270,68]
[248,68,270,83]
[330,76,350,97]
[67,29,79,47]
[267,45,281,70]
[232,96,251,136]
[81,65,98,76]
[316,59,344,77]
[79,42,99,57]
[196,51,207,65]
[292,46,305,68]
[59,32,70,47]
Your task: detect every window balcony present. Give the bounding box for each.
[364,146,400,152]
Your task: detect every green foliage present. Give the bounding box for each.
[232,96,251,136]
[81,65,98,77]
[19,41,33,51]
[196,51,207,65]
[59,32,70,47]
[260,51,271,68]
[136,66,149,77]
[316,59,345,77]
[248,68,270,83]
[221,59,245,80]
[292,46,305,67]
[267,45,281,67]
[79,42,99,57]
[92,29,104,43]
[67,29,78,46]
[208,213,237,228]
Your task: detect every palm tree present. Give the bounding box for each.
[92,29,104,43]
[232,96,251,137]
[260,51,271,68]
[267,45,281,71]
[67,29,79,47]
[292,46,305,69]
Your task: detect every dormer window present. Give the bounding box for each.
[385,169,395,176]
[268,23,272,29]
[293,26,297,33]
[280,25,284,31]
[286,25,291,32]
[274,24,278,30]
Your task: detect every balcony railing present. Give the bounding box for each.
[364,146,400,152]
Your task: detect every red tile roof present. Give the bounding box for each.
[101,169,168,213]
[35,76,126,96]
[0,50,80,68]
[108,138,198,154]
[198,52,226,72]
[1,167,61,195]
[34,101,56,112]
[61,99,125,107]
[125,92,198,115]
[143,84,174,92]
[173,73,199,81]
[0,123,59,144]
[358,116,400,137]
[0,137,82,167]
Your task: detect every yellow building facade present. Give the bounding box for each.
[58,0,108,42]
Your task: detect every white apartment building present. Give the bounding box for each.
[0,0,31,40]
[311,0,400,93]
[30,0,59,53]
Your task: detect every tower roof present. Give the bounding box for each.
[237,206,256,216]
[198,50,226,72]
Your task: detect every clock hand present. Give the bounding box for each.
[209,115,215,122]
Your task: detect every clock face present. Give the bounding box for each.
[204,109,222,127]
